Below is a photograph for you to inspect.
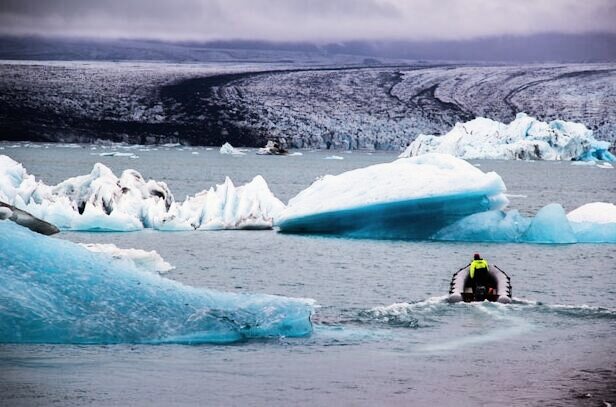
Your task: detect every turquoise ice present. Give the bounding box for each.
[0,221,313,344]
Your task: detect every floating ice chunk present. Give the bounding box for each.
[567,202,616,243]
[400,113,615,162]
[571,161,596,166]
[220,142,245,155]
[0,220,314,344]
[434,202,616,244]
[157,176,285,231]
[99,152,139,158]
[80,243,174,274]
[278,153,508,239]
[288,152,303,156]
[567,202,616,224]
[0,155,284,232]
[521,204,576,243]
[324,155,344,160]
[433,210,531,242]
[597,162,613,169]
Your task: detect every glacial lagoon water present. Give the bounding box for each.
[1,143,615,406]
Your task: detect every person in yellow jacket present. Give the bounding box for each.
[470,253,492,296]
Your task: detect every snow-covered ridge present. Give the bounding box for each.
[0,155,284,231]
[400,113,615,161]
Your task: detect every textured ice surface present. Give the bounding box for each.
[0,155,284,231]
[0,220,313,344]
[566,202,616,243]
[80,243,174,274]
[400,113,615,161]
[278,154,508,239]
[435,203,616,243]
[220,142,246,156]
[568,202,616,224]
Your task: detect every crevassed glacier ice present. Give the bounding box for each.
[400,113,615,162]
[0,155,284,231]
[277,153,508,239]
[434,203,616,243]
[0,220,313,344]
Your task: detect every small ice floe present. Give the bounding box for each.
[257,140,288,155]
[597,162,613,169]
[288,152,303,156]
[220,142,246,156]
[505,194,528,198]
[99,152,139,158]
[80,243,174,274]
[324,155,344,160]
[191,152,199,155]
[571,160,596,166]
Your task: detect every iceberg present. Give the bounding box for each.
[0,220,314,344]
[80,243,174,274]
[277,153,508,239]
[567,202,616,243]
[0,155,284,231]
[220,142,246,156]
[434,202,616,243]
[400,113,615,162]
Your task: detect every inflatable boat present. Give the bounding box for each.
[448,264,512,303]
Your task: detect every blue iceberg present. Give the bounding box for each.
[277,154,508,239]
[0,221,313,344]
[434,203,616,244]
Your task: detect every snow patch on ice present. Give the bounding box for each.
[80,243,174,274]
[567,202,616,224]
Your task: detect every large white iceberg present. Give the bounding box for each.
[0,155,284,231]
[276,152,614,243]
[277,153,508,239]
[400,113,615,162]
[0,220,314,344]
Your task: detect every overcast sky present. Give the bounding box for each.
[1,0,615,42]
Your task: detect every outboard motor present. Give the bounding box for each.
[474,286,487,301]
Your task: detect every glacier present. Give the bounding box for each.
[0,155,284,231]
[400,113,615,162]
[0,220,314,344]
[277,153,509,239]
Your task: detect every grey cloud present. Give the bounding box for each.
[0,0,614,41]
